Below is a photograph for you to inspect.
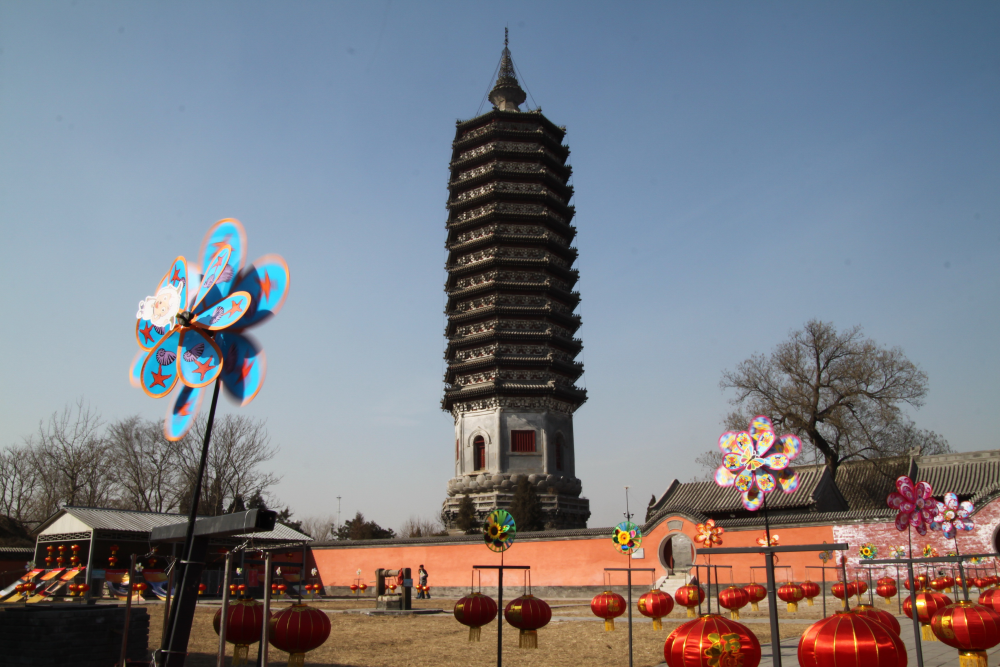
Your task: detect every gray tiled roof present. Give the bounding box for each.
[915,450,1000,500]
[0,546,34,556]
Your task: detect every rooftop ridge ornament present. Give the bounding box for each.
[489,27,527,112]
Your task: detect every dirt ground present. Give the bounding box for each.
[140,595,845,667]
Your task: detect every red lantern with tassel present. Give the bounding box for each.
[718,586,750,620]
[198,583,207,596]
[454,592,498,642]
[663,613,761,667]
[638,589,674,630]
[675,584,705,618]
[349,583,358,595]
[214,598,270,666]
[930,600,1000,667]
[800,580,820,607]
[798,612,905,667]
[931,577,949,592]
[979,588,1000,614]
[904,573,929,590]
[744,583,767,612]
[853,578,868,602]
[876,580,897,604]
[504,594,552,649]
[777,583,805,613]
[269,604,331,667]
[591,591,626,631]
[852,603,901,635]
[832,581,857,602]
[904,590,952,641]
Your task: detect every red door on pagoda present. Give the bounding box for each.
[473,436,486,471]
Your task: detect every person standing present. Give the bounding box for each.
[416,564,429,599]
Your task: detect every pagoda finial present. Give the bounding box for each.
[489,29,527,112]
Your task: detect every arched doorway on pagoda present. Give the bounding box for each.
[658,532,695,575]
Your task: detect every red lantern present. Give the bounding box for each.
[777,583,805,613]
[238,584,247,595]
[79,583,89,595]
[269,604,331,666]
[359,583,367,593]
[979,588,1000,614]
[504,594,552,649]
[638,589,674,630]
[744,583,767,612]
[832,581,857,602]
[25,582,36,593]
[974,577,988,590]
[852,603,901,635]
[718,586,750,620]
[876,580,897,604]
[664,613,761,667]
[58,545,66,555]
[591,590,626,631]
[349,583,358,594]
[931,577,949,592]
[904,573,929,590]
[853,579,868,601]
[675,584,706,618]
[214,598,270,666]
[800,580,820,607]
[277,584,287,596]
[68,584,78,596]
[931,601,1000,667]
[454,592,498,642]
[15,584,24,593]
[904,590,952,641]
[199,583,207,596]
[798,612,905,667]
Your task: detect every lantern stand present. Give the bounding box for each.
[804,565,840,618]
[216,552,232,667]
[693,564,733,616]
[869,550,1000,667]
[604,567,655,667]
[693,542,848,667]
[473,562,529,667]
[120,553,138,667]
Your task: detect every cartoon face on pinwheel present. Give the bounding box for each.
[933,493,974,540]
[130,219,290,441]
[886,476,938,536]
[484,510,516,552]
[613,522,642,555]
[694,519,723,548]
[715,416,801,511]
[859,543,878,560]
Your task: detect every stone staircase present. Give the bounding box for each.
[655,571,692,595]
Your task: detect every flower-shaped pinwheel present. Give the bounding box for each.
[934,493,974,540]
[715,416,801,511]
[859,543,878,560]
[130,220,290,440]
[484,510,516,552]
[819,544,833,563]
[891,545,906,559]
[694,519,724,548]
[756,533,779,548]
[923,545,938,558]
[613,522,642,555]
[886,476,938,536]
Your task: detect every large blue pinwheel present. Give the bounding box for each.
[130,219,290,439]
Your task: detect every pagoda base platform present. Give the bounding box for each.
[442,489,590,530]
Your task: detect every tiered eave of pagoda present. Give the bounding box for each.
[443,106,587,415]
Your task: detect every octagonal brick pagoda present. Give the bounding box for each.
[441,38,590,530]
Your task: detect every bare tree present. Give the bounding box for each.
[720,320,949,479]
[298,515,337,541]
[399,515,446,538]
[176,415,281,516]
[0,443,39,525]
[106,416,181,513]
[28,400,114,517]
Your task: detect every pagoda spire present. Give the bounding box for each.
[489,28,527,112]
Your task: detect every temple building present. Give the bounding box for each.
[440,36,590,530]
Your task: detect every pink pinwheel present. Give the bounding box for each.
[934,493,974,539]
[715,415,801,511]
[886,476,937,535]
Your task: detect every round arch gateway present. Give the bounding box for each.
[658,532,696,574]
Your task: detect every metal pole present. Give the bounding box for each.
[765,551,781,667]
[821,566,826,618]
[261,553,273,667]
[627,568,633,667]
[84,529,96,602]
[906,559,925,667]
[497,565,503,667]
[217,552,232,667]
[162,557,176,648]
[163,376,222,664]
[120,554,137,667]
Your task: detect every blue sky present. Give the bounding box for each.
[1,2,997,530]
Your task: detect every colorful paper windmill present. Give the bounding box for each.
[756,533,779,548]
[923,544,939,558]
[818,542,833,563]
[934,493,974,539]
[484,510,516,552]
[612,522,641,555]
[693,519,723,548]
[886,475,937,536]
[715,415,801,511]
[130,219,289,440]
[859,543,878,560]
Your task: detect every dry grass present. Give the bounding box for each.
[141,595,832,667]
